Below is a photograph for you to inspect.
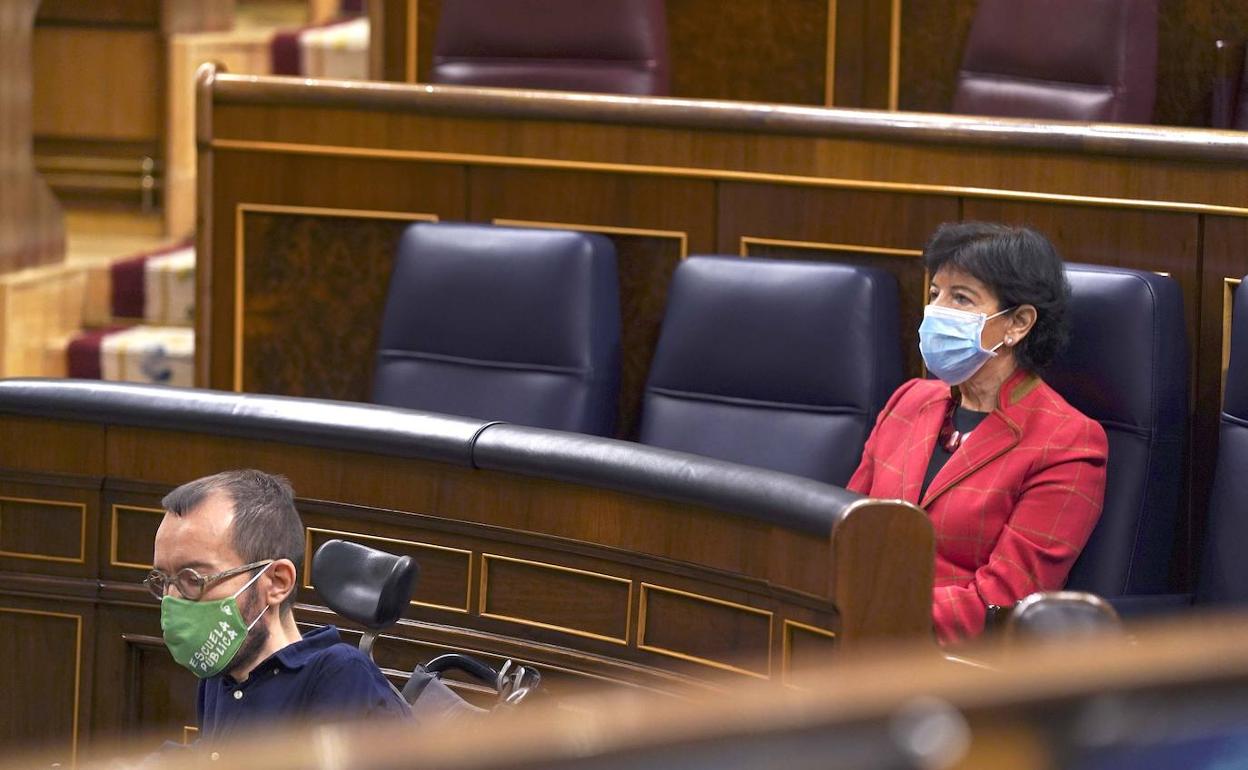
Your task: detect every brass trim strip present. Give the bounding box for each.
[303,527,472,614]
[109,504,165,570]
[182,726,199,745]
[405,0,418,83]
[888,0,902,110]
[0,496,88,564]
[739,235,922,258]
[210,138,1248,217]
[478,553,632,646]
[233,203,439,392]
[493,218,689,258]
[780,618,838,687]
[637,583,773,679]
[824,0,838,107]
[1224,277,1243,405]
[0,607,82,765]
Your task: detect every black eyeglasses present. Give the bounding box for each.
[142,559,272,601]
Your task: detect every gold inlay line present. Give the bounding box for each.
[109,504,166,570]
[0,496,88,564]
[888,0,902,110]
[824,0,838,107]
[493,219,689,258]
[637,582,773,679]
[209,138,1248,218]
[1223,277,1243,406]
[303,527,472,614]
[780,618,838,688]
[478,553,632,646]
[232,203,439,392]
[405,0,418,83]
[739,235,922,258]
[0,607,82,765]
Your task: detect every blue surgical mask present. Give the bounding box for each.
[918,304,1014,386]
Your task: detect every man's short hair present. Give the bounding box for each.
[162,469,304,612]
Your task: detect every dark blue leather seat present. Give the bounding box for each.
[1196,277,1248,604]
[637,256,903,486]
[1046,265,1187,597]
[373,222,621,436]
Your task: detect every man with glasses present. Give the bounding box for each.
[147,469,410,749]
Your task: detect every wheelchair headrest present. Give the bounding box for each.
[311,539,419,630]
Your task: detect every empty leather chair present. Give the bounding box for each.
[638,256,903,486]
[1046,265,1187,597]
[430,0,669,95]
[952,0,1158,123]
[373,222,621,436]
[1196,276,1248,604]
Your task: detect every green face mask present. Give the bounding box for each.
[161,563,272,678]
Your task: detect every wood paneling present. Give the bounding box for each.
[480,555,631,645]
[666,0,829,105]
[109,504,165,571]
[0,0,64,273]
[0,497,85,563]
[639,583,773,678]
[32,28,162,142]
[239,210,420,399]
[0,605,81,766]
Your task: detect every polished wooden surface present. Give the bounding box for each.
[201,71,1248,587]
[0,410,932,760]
[901,0,1248,127]
[28,614,1248,770]
[30,0,235,217]
[0,0,64,273]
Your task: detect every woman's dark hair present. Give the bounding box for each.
[924,221,1070,372]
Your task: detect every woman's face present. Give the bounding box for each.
[928,266,1001,315]
[928,266,1013,352]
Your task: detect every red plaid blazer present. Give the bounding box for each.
[847,370,1108,644]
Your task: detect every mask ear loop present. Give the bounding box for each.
[982,306,1018,355]
[233,561,274,630]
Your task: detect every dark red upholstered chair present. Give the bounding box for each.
[430,0,669,95]
[952,0,1158,123]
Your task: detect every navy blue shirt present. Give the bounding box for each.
[196,625,410,745]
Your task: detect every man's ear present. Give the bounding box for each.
[266,558,297,606]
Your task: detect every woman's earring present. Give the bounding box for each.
[1005,336,1013,345]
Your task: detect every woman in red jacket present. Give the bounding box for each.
[847,222,1108,645]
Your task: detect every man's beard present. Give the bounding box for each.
[230,587,272,679]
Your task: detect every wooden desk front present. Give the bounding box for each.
[0,390,931,763]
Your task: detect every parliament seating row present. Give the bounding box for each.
[370,221,1188,603]
[426,0,1158,122]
